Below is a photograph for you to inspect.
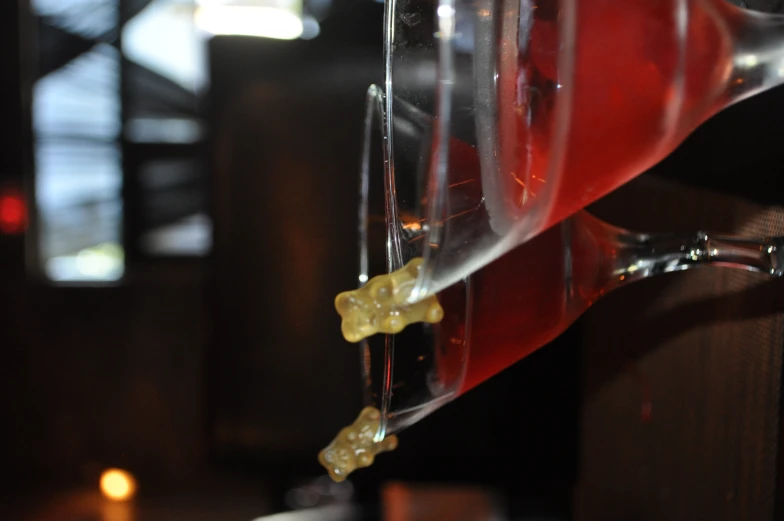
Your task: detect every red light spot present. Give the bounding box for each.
[0,190,28,235]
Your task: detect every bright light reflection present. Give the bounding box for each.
[123,0,210,92]
[100,468,137,502]
[300,15,320,40]
[45,242,124,282]
[194,5,303,39]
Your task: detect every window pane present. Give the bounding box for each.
[33,42,124,282]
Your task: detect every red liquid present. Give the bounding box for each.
[452,214,611,394]
[496,0,735,231]
[435,0,738,393]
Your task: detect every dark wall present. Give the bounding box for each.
[1,279,209,491]
[205,5,385,477]
[0,0,209,495]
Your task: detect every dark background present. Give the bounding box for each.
[1,0,784,520]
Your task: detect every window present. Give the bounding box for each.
[31,0,211,283]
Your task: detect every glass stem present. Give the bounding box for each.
[724,3,784,107]
[606,227,784,291]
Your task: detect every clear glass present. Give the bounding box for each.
[357,0,784,439]
[384,0,784,302]
[359,92,784,434]
[359,86,472,437]
[359,86,784,440]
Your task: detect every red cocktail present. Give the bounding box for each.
[345,0,784,441]
[385,0,780,299]
[497,0,734,231]
[432,211,609,395]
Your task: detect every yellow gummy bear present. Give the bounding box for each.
[318,406,398,482]
[335,258,444,343]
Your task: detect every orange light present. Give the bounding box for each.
[99,468,137,502]
[0,189,27,235]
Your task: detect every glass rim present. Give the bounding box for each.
[358,84,472,439]
[382,0,456,303]
[363,0,579,437]
[383,0,578,301]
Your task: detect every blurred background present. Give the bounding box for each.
[2,0,784,520]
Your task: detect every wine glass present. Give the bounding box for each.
[358,89,784,437]
[319,0,784,480]
[382,0,784,304]
[315,81,782,481]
